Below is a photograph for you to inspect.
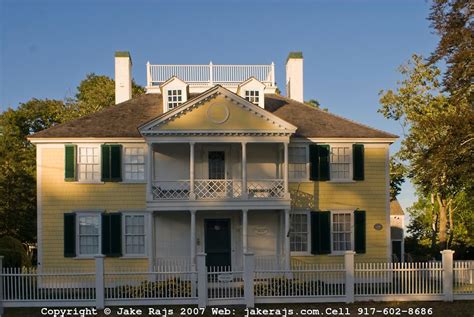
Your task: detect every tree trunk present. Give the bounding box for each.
[430,193,438,250]
[437,194,448,250]
[447,199,454,248]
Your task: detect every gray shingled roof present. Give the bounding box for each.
[29,92,397,139]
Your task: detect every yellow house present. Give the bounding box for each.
[28,51,397,273]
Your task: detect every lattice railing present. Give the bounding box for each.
[194,179,242,200]
[152,181,190,200]
[247,179,285,199]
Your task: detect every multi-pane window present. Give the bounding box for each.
[78,146,100,182]
[124,147,145,181]
[290,213,309,252]
[330,146,351,180]
[332,212,352,252]
[78,214,100,255]
[245,90,260,104]
[289,146,307,179]
[167,89,183,109]
[124,215,145,255]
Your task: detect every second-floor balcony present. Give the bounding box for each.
[147,142,289,202]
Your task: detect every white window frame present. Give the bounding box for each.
[288,144,309,181]
[289,209,311,255]
[122,145,147,183]
[122,213,147,257]
[244,90,260,105]
[77,144,102,183]
[328,144,353,182]
[166,89,183,111]
[75,211,102,258]
[330,210,354,255]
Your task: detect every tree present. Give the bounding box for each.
[390,157,405,201]
[305,99,328,111]
[66,73,145,120]
[428,0,472,101]
[379,54,474,249]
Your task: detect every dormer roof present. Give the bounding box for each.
[159,76,188,90]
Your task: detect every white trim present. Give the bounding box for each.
[289,209,311,256]
[288,144,309,182]
[76,144,101,183]
[122,212,147,257]
[28,138,145,144]
[328,143,353,182]
[293,138,397,144]
[330,210,355,256]
[36,145,43,270]
[75,212,102,258]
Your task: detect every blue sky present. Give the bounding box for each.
[0,0,439,213]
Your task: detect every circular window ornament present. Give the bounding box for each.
[207,103,230,124]
[374,223,383,231]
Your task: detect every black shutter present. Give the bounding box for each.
[64,213,76,257]
[102,145,122,182]
[310,211,331,254]
[102,213,122,257]
[354,210,366,254]
[64,145,76,181]
[353,144,365,181]
[309,144,330,181]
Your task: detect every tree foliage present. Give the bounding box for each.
[389,157,406,201]
[305,99,328,112]
[428,0,472,101]
[379,54,474,249]
[0,75,144,243]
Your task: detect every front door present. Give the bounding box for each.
[208,151,226,180]
[204,219,231,268]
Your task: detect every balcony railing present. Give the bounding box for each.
[151,179,285,201]
[147,63,275,87]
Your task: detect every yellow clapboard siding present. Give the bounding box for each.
[40,147,148,271]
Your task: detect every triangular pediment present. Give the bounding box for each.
[140,86,297,136]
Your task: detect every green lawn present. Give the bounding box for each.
[4,301,474,317]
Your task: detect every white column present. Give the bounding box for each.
[241,142,248,199]
[243,252,255,308]
[147,143,154,201]
[190,210,197,270]
[242,209,248,253]
[190,142,195,200]
[344,251,356,303]
[284,209,291,270]
[441,249,455,302]
[283,142,289,198]
[94,255,105,309]
[196,253,208,308]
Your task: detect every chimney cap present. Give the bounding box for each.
[286,51,303,62]
[115,51,131,58]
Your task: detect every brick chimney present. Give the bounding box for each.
[115,51,132,104]
[285,52,304,102]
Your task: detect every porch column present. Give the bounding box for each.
[242,209,248,253]
[190,209,197,270]
[189,142,196,200]
[284,209,291,270]
[283,142,289,198]
[147,143,154,201]
[241,142,248,199]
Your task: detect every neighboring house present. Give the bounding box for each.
[390,199,405,262]
[28,51,397,272]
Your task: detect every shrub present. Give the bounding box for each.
[0,236,31,268]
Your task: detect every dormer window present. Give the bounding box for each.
[245,90,260,105]
[167,89,183,109]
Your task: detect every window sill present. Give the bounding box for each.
[327,180,356,184]
[121,255,148,259]
[75,181,105,185]
[121,181,147,184]
[73,256,99,260]
[328,251,353,256]
[291,252,311,256]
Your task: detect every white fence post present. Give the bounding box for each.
[243,253,255,308]
[0,256,4,317]
[95,255,105,309]
[197,253,207,308]
[344,251,355,303]
[441,249,454,302]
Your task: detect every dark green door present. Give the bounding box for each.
[205,219,231,268]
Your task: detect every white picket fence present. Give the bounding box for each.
[0,251,473,312]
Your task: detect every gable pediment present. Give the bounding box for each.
[139,86,297,136]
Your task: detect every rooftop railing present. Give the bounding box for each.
[146,62,275,87]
